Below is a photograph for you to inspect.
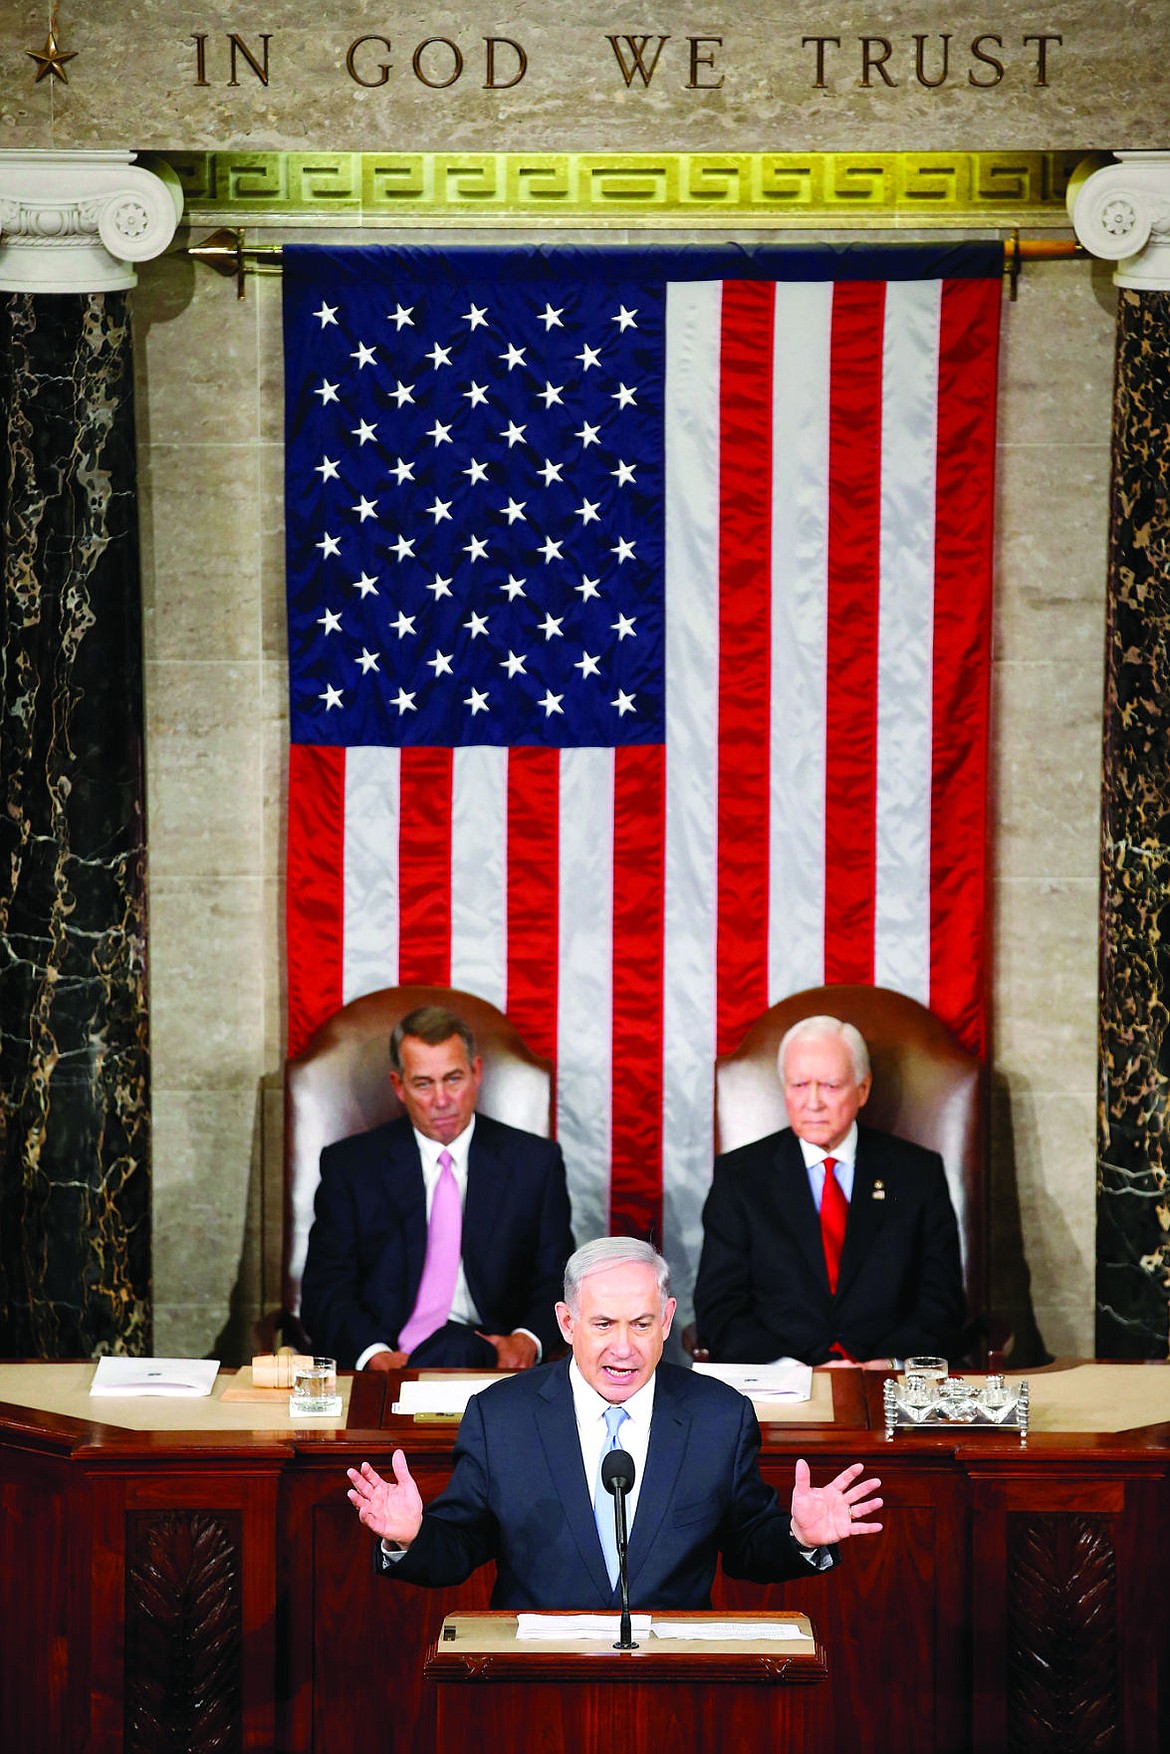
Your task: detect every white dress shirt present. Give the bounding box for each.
[567,1358,655,1534]
[799,1120,859,1209]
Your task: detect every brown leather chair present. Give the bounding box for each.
[277,985,553,1345]
[691,982,993,1363]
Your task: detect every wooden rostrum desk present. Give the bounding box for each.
[424,1609,828,1754]
[1,1360,1168,1754]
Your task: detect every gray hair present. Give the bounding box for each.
[777,1015,871,1084]
[390,1005,476,1075]
[563,1238,672,1314]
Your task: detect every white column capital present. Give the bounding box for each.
[1068,151,1170,290]
[0,150,182,294]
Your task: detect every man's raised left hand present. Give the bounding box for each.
[789,1458,883,1547]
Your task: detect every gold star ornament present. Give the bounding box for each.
[28,23,77,83]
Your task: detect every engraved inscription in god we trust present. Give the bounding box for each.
[187,29,1066,95]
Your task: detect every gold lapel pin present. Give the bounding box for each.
[872,1180,886,1200]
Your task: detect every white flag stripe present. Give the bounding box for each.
[450,746,508,1008]
[768,281,833,1001]
[661,281,723,1323]
[343,745,400,997]
[556,748,616,1246]
[874,279,941,999]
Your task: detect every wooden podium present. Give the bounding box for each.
[424,1611,828,1754]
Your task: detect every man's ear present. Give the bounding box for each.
[554,1301,574,1345]
[856,1075,872,1110]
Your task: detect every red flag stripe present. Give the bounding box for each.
[287,744,346,1055]
[397,747,453,985]
[715,280,775,1056]
[823,280,885,984]
[505,748,561,1067]
[929,277,1001,1056]
[609,745,668,1241]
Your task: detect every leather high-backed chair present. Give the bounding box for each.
[695,982,992,1362]
[278,985,553,1345]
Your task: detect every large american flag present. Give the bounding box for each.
[282,243,1001,1317]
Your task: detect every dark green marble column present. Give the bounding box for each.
[1096,286,1170,1359]
[0,291,151,1357]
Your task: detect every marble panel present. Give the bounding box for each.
[1006,1088,1097,1357]
[992,441,1111,665]
[261,1078,286,1311]
[144,658,264,879]
[7,2,1167,154]
[148,876,266,1090]
[259,437,286,661]
[262,873,286,1073]
[1095,286,1170,1360]
[1034,1300,1095,1360]
[991,657,1105,884]
[0,287,150,1359]
[997,259,1118,452]
[153,1301,256,1360]
[132,254,259,450]
[0,1,52,149]
[991,876,1099,1090]
[139,445,263,662]
[261,656,289,880]
[152,1087,256,1296]
[257,274,284,451]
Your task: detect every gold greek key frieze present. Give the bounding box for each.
[161,150,1087,225]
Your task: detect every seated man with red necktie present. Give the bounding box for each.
[301,1005,574,1372]
[693,1015,964,1368]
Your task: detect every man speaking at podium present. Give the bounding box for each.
[347,1238,882,1610]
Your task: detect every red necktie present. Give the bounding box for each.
[820,1157,848,1294]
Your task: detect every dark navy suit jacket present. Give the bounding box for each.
[300,1113,573,1368]
[694,1124,965,1365]
[383,1358,827,1610]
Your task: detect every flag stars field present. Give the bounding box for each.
[287,262,664,750]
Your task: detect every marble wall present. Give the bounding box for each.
[132,237,1114,1362]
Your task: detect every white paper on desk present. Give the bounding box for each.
[651,1619,809,1641]
[691,1361,813,1402]
[517,1614,653,1640]
[392,1377,501,1417]
[90,1357,219,1398]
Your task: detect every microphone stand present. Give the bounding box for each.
[611,1485,638,1651]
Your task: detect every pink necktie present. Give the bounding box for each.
[819,1157,848,1295]
[398,1150,461,1353]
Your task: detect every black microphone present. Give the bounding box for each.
[601,1448,635,1496]
[601,1449,638,1651]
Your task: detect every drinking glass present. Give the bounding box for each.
[290,1356,341,1417]
[902,1355,947,1406]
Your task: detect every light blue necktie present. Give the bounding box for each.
[594,1404,629,1589]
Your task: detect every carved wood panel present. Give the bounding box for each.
[1006,1513,1119,1754]
[124,1509,243,1754]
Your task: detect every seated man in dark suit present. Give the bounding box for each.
[693,1015,965,1367]
[347,1238,883,1609]
[301,1004,574,1371]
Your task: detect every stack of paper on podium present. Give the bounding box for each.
[89,1357,220,1397]
[691,1360,813,1416]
